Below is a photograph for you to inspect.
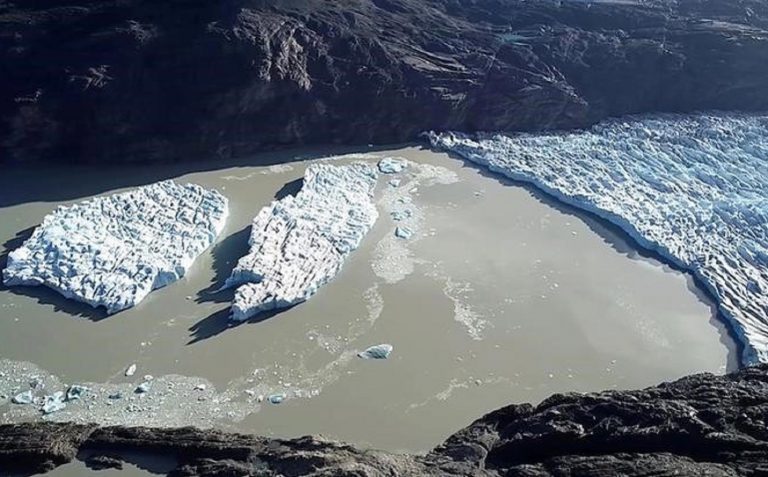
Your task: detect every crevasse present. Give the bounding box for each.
[429,113,768,366]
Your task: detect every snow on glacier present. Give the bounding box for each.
[3,180,228,314]
[429,113,768,365]
[225,163,379,321]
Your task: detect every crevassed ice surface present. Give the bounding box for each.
[3,180,228,314]
[226,163,379,321]
[430,114,768,365]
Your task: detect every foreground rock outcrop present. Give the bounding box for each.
[2,365,767,476]
[2,0,768,163]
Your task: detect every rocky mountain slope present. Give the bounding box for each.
[2,365,767,476]
[2,0,768,163]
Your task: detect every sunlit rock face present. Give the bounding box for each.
[226,163,378,321]
[430,113,768,365]
[3,180,228,314]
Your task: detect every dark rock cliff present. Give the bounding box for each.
[2,0,768,163]
[2,365,767,476]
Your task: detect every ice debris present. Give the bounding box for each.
[378,158,407,174]
[395,226,413,239]
[225,163,379,321]
[268,393,285,404]
[390,210,412,221]
[357,344,393,359]
[42,392,66,414]
[12,390,34,405]
[136,381,152,394]
[430,113,768,365]
[125,364,137,377]
[66,385,88,401]
[2,180,228,314]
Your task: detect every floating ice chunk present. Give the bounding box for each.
[12,390,34,405]
[66,385,88,401]
[268,393,285,404]
[42,392,66,414]
[395,226,413,239]
[390,210,412,221]
[125,364,137,377]
[357,344,393,359]
[389,179,401,187]
[225,164,378,321]
[378,158,407,174]
[194,384,207,391]
[136,381,152,394]
[430,113,768,365]
[2,180,228,314]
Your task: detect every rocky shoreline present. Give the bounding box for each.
[2,0,768,163]
[2,365,767,476]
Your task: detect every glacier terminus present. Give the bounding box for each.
[430,113,768,366]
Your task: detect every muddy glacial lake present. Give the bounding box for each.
[0,146,736,464]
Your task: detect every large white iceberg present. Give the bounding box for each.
[430,113,768,365]
[225,163,378,321]
[3,180,228,314]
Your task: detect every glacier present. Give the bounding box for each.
[3,180,228,314]
[429,113,768,366]
[225,163,379,321]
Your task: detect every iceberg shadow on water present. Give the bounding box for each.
[195,226,252,305]
[187,303,297,345]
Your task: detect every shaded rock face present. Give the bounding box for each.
[2,365,768,476]
[1,0,768,163]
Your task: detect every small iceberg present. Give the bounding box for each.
[378,158,407,174]
[66,385,88,401]
[12,390,34,405]
[395,226,413,239]
[225,164,379,321]
[125,364,137,377]
[135,381,152,394]
[358,344,393,359]
[42,392,66,414]
[268,393,286,404]
[390,210,412,222]
[2,180,228,314]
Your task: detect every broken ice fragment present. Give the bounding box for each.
[357,344,393,359]
[125,364,137,377]
[42,392,66,414]
[135,382,152,394]
[390,210,412,222]
[66,385,88,401]
[268,393,285,404]
[225,164,379,321]
[194,384,207,391]
[2,180,228,314]
[378,158,407,174]
[12,390,34,405]
[395,226,413,239]
[389,179,401,187]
